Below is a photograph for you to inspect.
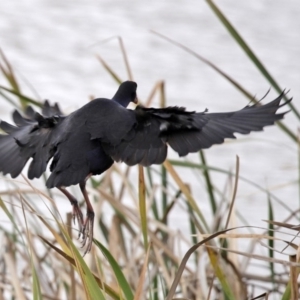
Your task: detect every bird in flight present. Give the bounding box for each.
[0,81,291,254]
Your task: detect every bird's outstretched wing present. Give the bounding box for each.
[0,101,64,179]
[102,92,291,166]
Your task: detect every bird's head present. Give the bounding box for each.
[112,81,138,107]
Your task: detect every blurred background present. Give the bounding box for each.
[1,0,299,226]
[0,0,299,299]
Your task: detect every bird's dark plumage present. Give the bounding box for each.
[0,81,291,253]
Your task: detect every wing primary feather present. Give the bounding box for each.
[117,91,291,160]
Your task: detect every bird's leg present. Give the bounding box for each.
[79,174,94,255]
[58,187,84,238]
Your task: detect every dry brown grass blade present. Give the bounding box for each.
[200,232,283,242]
[283,241,299,250]
[250,293,268,300]
[289,255,299,300]
[118,37,133,81]
[166,228,234,300]
[163,160,209,232]
[263,219,300,253]
[99,184,184,266]
[96,54,122,84]
[263,219,300,231]
[139,165,148,249]
[133,243,151,300]
[66,212,76,299]
[117,165,131,202]
[152,245,173,289]
[109,214,128,261]
[3,238,27,300]
[39,236,121,298]
[224,156,239,230]
[17,188,72,256]
[208,156,240,299]
[145,80,164,107]
[206,245,300,267]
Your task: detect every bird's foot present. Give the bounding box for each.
[81,211,95,256]
[71,201,84,238]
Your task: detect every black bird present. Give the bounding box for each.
[0,81,291,254]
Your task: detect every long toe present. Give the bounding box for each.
[81,219,89,246]
[72,205,84,238]
[81,212,94,256]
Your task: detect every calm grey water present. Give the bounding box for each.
[0,0,300,292]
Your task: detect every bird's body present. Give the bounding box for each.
[0,81,291,254]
